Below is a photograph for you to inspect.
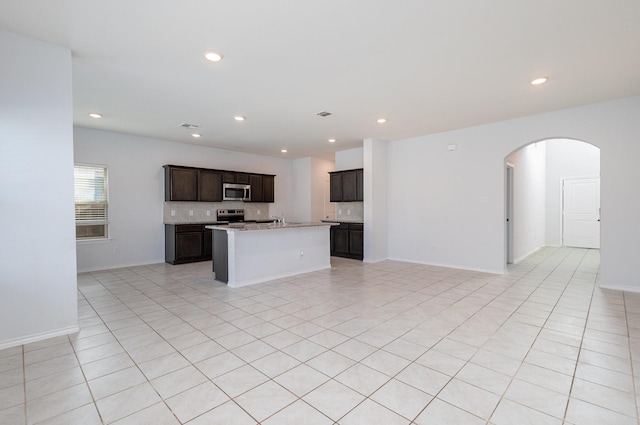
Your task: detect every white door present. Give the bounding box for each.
[563,177,600,248]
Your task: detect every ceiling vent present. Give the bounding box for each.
[316,111,332,117]
[180,123,200,129]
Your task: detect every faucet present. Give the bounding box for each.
[271,215,286,224]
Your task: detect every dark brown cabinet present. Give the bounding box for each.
[250,174,263,202]
[330,222,363,260]
[165,224,213,264]
[223,172,250,184]
[356,169,364,201]
[166,167,199,201]
[329,169,363,202]
[262,175,275,202]
[199,170,222,202]
[165,165,274,203]
[165,165,222,202]
[330,173,342,202]
[248,174,275,203]
[349,223,364,257]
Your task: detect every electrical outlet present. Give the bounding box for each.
[206,210,211,216]
[300,250,304,257]
[347,210,351,215]
[171,210,176,216]
[338,209,342,215]
[189,210,193,216]
[257,210,261,215]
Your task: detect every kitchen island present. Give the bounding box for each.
[206,222,334,287]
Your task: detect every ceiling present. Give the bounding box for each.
[2,1,639,159]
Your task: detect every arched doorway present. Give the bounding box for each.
[505,138,600,265]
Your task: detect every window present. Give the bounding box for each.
[74,164,108,239]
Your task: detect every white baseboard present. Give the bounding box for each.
[0,325,79,351]
[598,283,640,294]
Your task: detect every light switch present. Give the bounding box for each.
[480,196,488,203]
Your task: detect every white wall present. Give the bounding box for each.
[311,157,335,221]
[0,31,78,348]
[507,142,546,262]
[364,139,389,262]
[292,158,312,221]
[387,96,640,292]
[74,127,295,272]
[545,139,600,246]
[335,147,364,170]
[291,157,335,222]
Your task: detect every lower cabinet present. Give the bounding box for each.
[165,224,213,264]
[330,222,363,260]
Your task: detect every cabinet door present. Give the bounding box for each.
[333,223,350,255]
[349,225,363,257]
[175,232,203,259]
[222,172,236,183]
[200,170,222,202]
[342,170,357,201]
[356,169,364,201]
[203,229,212,259]
[168,167,198,201]
[250,175,263,202]
[330,173,342,202]
[236,173,250,184]
[262,175,275,203]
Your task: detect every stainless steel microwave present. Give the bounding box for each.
[223,183,251,201]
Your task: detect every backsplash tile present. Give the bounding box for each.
[163,202,271,224]
[335,202,363,221]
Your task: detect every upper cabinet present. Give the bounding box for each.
[329,168,363,202]
[262,175,275,203]
[165,166,200,201]
[249,174,275,203]
[199,169,223,202]
[164,165,274,203]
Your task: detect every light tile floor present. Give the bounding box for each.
[1,247,639,424]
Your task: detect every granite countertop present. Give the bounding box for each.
[164,221,229,225]
[206,222,336,232]
[321,219,364,224]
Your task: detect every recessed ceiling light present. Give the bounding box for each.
[89,113,102,119]
[377,118,387,124]
[191,133,201,138]
[281,149,288,153]
[328,139,336,143]
[234,115,245,121]
[530,77,548,85]
[204,51,223,62]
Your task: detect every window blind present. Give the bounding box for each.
[74,165,108,239]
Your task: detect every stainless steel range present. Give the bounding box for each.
[216,208,245,223]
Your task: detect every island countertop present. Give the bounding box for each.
[205,222,335,232]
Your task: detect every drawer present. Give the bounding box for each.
[175,224,205,233]
[349,223,363,231]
